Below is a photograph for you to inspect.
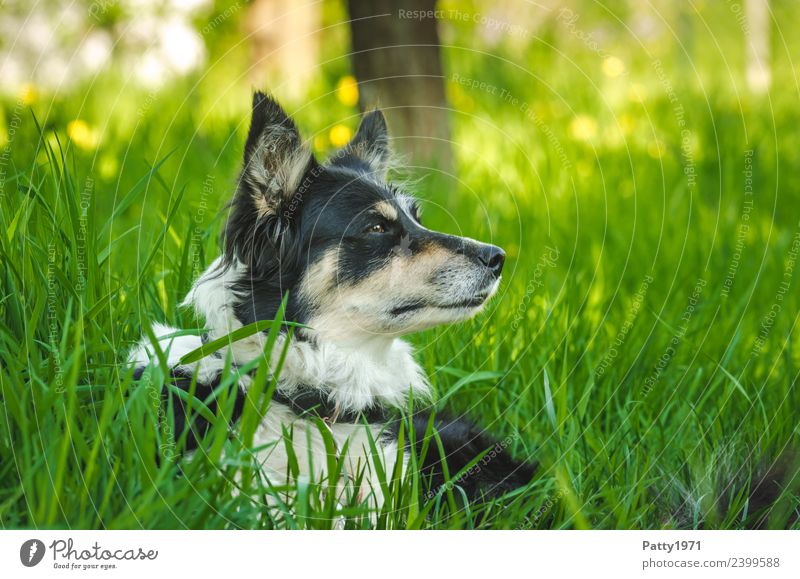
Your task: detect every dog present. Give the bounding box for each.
[130,92,535,513]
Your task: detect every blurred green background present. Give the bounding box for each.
[1,0,799,528]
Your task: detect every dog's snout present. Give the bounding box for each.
[434,233,506,277]
[478,244,505,277]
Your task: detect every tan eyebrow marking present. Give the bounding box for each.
[373,200,398,221]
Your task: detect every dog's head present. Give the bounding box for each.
[225,92,504,341]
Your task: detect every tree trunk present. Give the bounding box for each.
[346,0,452,172]
[746,0,771,94]
[246,0,321,100]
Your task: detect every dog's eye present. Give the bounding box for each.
[368,224,387,234]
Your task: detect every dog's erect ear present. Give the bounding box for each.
[225,93,316,269]
[241,92,314,216]
[335,109,390,176]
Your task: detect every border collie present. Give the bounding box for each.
[130,92,535,512]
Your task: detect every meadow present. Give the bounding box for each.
[1,0,799,529]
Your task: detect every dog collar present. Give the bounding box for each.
[271,387,391,425]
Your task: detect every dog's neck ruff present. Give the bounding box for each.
[179,257,430,414]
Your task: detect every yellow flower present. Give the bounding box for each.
[99,153,118,179]
[449,83,475,112]
[602,56,625,78]
[336,76,359,107]
[20,83,38,105]
[313,133,328,153]
[66,119,99,150]
[619,113,635,135]
[569,115,597,142]
[329,124,352,147]
[647,140,666,159]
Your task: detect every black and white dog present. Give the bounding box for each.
[130,92,534,510]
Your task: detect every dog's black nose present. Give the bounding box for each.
[478,244,505,277]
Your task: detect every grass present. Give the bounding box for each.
[1,0,800,529]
